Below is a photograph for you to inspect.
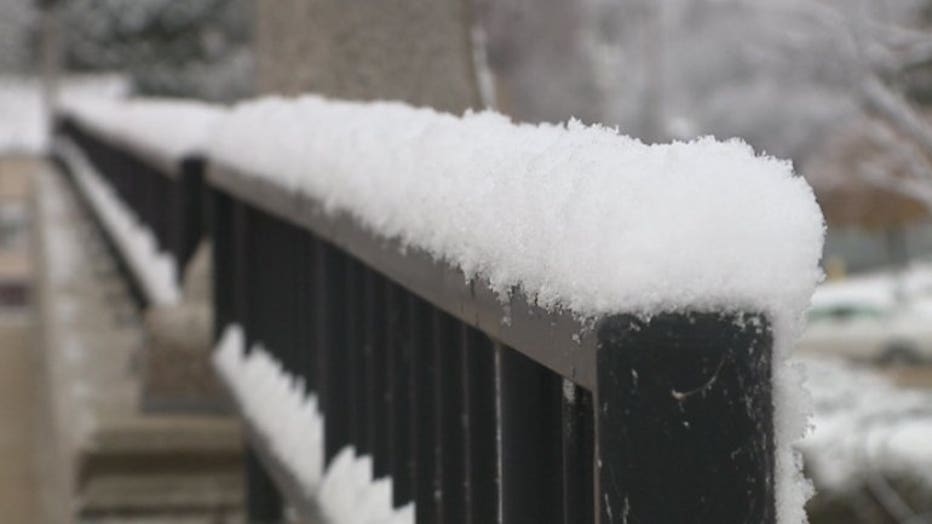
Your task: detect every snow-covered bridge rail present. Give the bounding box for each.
[52,100,221,307]
[49,95,825,524]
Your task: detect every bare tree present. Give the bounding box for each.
[582,0,932,171]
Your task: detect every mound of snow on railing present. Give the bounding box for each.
[208,95,825,523]
[59,96,222,162]
[213,326,413,524]
[208,96,823,320]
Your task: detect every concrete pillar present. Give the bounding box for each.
[254,0,482,113]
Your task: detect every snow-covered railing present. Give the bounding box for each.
[205,96,824,524]
[52,99,221,303]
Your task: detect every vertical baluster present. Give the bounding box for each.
[499,346,564,524]
[561,380,594,524]
[240,205,283,521]
[346,259,370,455]
[296,231,317,393]
[210,189,233,340]
[277,217,300,375]
[245,448,283,523]
[411,296,437,523]
[365,269,391,479]
[231,199,249,334]
[179,158,205,272]
[430,310,449,521]
[164,174,182,273]
[242,206,259,350]
[387,282,413,507]
[463,328,499,523]
[436,313,467,524]
[315,240,351,463]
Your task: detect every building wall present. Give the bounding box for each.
[255,0,481,113]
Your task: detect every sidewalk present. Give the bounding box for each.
[0,155,38,524]
[0,314,39,524]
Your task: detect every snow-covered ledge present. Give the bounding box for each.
[207,95,825,523]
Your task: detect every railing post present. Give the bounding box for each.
[593,312,775,524]
[561,380,594,524]
[178,157,206,273]
[245,448,284,524]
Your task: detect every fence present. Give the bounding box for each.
[209,163,777,523]
[54,110,779,524]
[53,114,206,305]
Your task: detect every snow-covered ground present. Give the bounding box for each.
[812,262,932,310]
[798,356,932,492]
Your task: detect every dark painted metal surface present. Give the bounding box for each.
[411,296,439,523]
[595,312,775,524]
[387,282,414,507]
[365,270,391,480]
[245,446,284,523]
[53,150,149,309]
[499,344,564,524]
[463,327,499,523]
[562,381,594,524]
[316,240,351,464]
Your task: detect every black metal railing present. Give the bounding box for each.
[54,115,207,289]
[52,113,778,523]
[208,163,777,524]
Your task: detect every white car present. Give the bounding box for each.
[797,291,932,365]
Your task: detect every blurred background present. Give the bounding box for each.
[1,0,932,523]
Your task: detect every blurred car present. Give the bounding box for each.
[798,283,932,365]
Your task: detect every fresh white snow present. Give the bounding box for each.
[208,95,824,321]
[58,96,223,163]
[207,95,825,523]
[212,326,413,524]
[56,138,181,306]
[811,262,932,310]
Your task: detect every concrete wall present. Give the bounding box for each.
[255,0,482,113]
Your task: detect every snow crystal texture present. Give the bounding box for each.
[208,95,823,320]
